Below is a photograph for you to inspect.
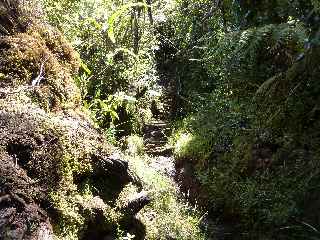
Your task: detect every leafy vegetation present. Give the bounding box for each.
[1,0,320,239]
[124,142,206,240]
[166,0,320,238]
[42,0,164,138]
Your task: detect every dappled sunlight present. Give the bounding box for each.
[1,0,319,239]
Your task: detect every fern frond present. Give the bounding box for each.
[255,72,284,97]
[204,22,307,94]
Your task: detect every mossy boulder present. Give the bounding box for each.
[0,24,81,111]
[0,1,146,239]
[0,100,141,239]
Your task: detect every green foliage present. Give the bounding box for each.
[168,0,320,238]
[124,134,145,156]
[204,22,306,96]
[126,153,206,240]
[170,87,247,162]
[32,0,320,238]
[88,92,134,128]
[43,0,161,137]
[107,1,148,44]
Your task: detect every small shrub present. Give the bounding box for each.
[124,135,145,156]
[127,153,206,240]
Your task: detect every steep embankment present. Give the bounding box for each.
[0,1,148,239]
[0,1,210,239]
[160,1,320,238]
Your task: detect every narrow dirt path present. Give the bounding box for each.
[141,100,222,240]
[143,120,175,178]
[142,64,178,178]
[140,71,233,239]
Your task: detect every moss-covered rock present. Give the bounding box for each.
[0,1,146,239]
[0,25,81,111]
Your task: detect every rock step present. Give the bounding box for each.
[143,121,171,146]
[144,121,169,127]
[146,149,173,157]
[144,140,167,145]
[144,143,172,149]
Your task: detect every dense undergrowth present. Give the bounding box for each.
[1,0,320,239]
[0,0,206,239]
[165,0,320,239]
[123,141,206,240]
[42,0,170,139]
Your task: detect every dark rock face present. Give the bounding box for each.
[247,142,278,175]
[0,0,30,35]
[0,1,151,239]
[74,154,138,203]
[174,158,209,208]
[0,113,60,239]
[0,153,53,240]
[0,107,147,239]
[122,191,151,216]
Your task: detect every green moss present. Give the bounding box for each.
[0,97,129,239]
[169,46,320,237]
[126,154,206,240]
[0,2,146,239]
[0,23,81,112]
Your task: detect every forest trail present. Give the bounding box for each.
[142,65,177,176]
[143,120,175,178]
[142,108,223,240]
[139,68,235,240]
[141,112,234,240]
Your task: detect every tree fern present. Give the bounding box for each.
[107,1,149,44]
[204,22,307,96]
